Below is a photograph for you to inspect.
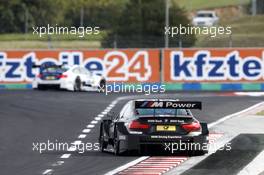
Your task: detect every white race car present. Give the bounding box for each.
[32,64,106,92]
[192,10,219,27]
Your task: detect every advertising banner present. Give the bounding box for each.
[0,49,160,83]
[163,48,264,83]
[1,48,264,91]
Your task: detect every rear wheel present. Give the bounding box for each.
[191,150,207,156]
[37,85,46,90]
[139,145,147,155]
[74,77,81,91]
[113,126,122,155]
[113,139,120,155]
[190,146,208,156]
[99,125,108,152]
[98,80,106,92]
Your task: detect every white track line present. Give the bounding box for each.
[40,97,123,175]
[91,120,98,124]
[98,114,104,117]
[78,134,86,139]
[208,102,264,128]
[237,150,264,175]
[42,169,53,175]
[73,140,82,145]
[51,161,64,167]
[105,101,264,175]
[60,154,71,159]
[87,124,95,128]
[107,106,113,110]
[67,146,77,152]
[235,92,264,97]
[82,129,91,133]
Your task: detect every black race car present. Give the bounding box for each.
[99,99,209,155]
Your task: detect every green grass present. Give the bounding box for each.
[176,0,251,11]
[195,15,264,47]
[0,31,106,41]
[0,41,101,49]
[0,31,106,49]
[256,110,264,116]
[230,15,264,33]
[0,14,263,49]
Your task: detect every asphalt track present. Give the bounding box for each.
[1,90,264,175]
[182,134,264,175]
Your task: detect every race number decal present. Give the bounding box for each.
[128,51,151,81]
[104,51,129,81]
[104,51,151,81]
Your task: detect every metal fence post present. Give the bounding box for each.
[252,0,257,16]
[229,33,233,48]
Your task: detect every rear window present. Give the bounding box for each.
[135,108,191,117]
[42,67,68,74]
[197,13,213,18]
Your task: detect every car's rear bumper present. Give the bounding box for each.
[32,79,74,90]
[118,134,208,153]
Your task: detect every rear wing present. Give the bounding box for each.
[32,63,64,69]
[32,64,41,68]
[135,101,202,110]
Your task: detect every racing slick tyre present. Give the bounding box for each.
[99,125,108,152]
[190,148,208,156]
[74,77,81,91]
[138,145,147,155]
[98,79,106,93]
[113,139,121,156]
[37,85,46,90]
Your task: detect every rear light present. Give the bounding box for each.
[182,122,201,132]
[37,74,42,78]
[57,74,68,78]
[129,120,150,130]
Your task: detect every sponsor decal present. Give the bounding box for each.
[0,50,160,83]
[135,101,202,109]
[147,119,185,123]
[150,135,182,139]
[164,48,264,82]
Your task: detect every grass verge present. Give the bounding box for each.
[176,0,250,11]
[256,110,264,116]
[195,15,264,47]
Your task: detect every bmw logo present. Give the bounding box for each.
[163,126,169,130]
